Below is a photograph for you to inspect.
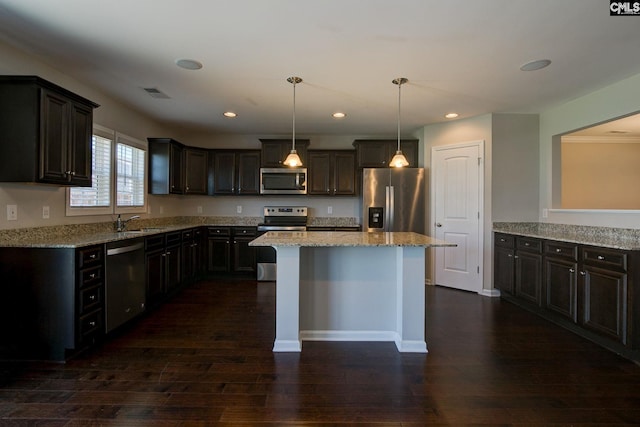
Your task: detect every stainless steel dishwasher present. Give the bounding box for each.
[105,238,146,333]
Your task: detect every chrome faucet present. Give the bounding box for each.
[115,214,140,232]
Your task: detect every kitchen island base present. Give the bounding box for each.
[273,245,428,353]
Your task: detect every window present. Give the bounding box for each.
[67,125,147,216]
[115,133,147,213]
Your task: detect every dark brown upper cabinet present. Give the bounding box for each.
[260,139,310,168]
[209,150,261,195]
[148,138,209,195]
[352,139,419,168]
[0,76,98,186]
[307,150,356,196]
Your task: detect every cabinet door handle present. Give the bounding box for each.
[499,238,506,242]
[89,273,95,279]
[514,255,519,259]
[524,242,530,246]
[580,271,586,276]
[507,254,513,258]
[556,248,562,253]
[89,294,96,301]
[89,321,96,327]
[89,254,96,259]
[597,255,605,260]
[569,268,575,273]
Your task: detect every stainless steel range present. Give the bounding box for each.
[256,206,307,281]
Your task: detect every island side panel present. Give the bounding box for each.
[299,246,398,341]
[395,246,427,353]
[273,246,302,352]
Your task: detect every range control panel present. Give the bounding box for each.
[263,206,308,217]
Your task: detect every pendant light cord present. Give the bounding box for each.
[397,79,401,152]
[292,79,296,151]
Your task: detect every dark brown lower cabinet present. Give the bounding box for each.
[495,232,639,361]
[581,260,628,345]
[206,226,256,274]
[145,232,182,308]
[0,244,105,361]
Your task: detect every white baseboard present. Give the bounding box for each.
[479,288,501,298]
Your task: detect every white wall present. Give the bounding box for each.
[540,72,640,228]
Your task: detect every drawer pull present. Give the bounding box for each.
[89,321,96,327]
[89,295,96,301]
[556,248,562,253]
[507,254,513,258]
[524,242,530,246]
[89,254,96,259]
[500,238,505,242]
[597,255,605,260]
[89,273,96,279]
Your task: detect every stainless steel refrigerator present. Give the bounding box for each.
[362,168,425,233]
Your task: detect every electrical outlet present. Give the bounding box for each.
[327,206,333,215]
[7,204,17,221]
[236,205,242,214]
[542,208,548,218]
[42,205,50,219]
[159,206,164,214]
[197,206,203,214]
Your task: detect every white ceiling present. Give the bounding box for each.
[1,0,640,137]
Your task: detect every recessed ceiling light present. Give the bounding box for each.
[520,59,551,71]
[223,111,237,118]
[175,59,203,70]
[444,112,459,119]
[332,112,346,119]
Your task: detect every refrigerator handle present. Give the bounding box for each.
[387,185,394,232]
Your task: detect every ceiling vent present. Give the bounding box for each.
[142,87,170,99]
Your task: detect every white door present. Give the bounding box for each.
[432,141,483,293]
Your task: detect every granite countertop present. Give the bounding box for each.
[0,216,362,248]
[493,222,640,251]
[249,231,455,248]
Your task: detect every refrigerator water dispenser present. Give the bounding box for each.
[368,207,384,229]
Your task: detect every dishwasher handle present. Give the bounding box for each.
[107,242,144,256]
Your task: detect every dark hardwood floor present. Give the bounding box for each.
[1,279,640,426]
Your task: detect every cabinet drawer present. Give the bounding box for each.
[165,231,182,246]
[79,284,103,314]
[145,234,165,251]
[208,226,231,237]
[79,309,103,339]
[544,241,578,259]
[582,247,627,271]
[182,229,194,240]
[233,227,256,237]
[77,246,103,268]
[495,233,514,249]
[517,237,542,253]
[80,265,103,288]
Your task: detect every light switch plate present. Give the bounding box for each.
[236,205,242,214]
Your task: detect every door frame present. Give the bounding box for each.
[430,140,488,295]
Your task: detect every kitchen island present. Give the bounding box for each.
[249,231,455,353]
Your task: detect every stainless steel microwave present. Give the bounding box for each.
[260,168,307,195]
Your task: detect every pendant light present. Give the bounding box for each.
[283,76,303,167]
[390,77,410,168]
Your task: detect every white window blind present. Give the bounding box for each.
[116,136,146,208]
[68,133,112,207]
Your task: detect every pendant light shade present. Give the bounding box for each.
[283,76,303,167]
[390,77,409,168]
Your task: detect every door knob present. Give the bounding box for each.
[436,223,442,227]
